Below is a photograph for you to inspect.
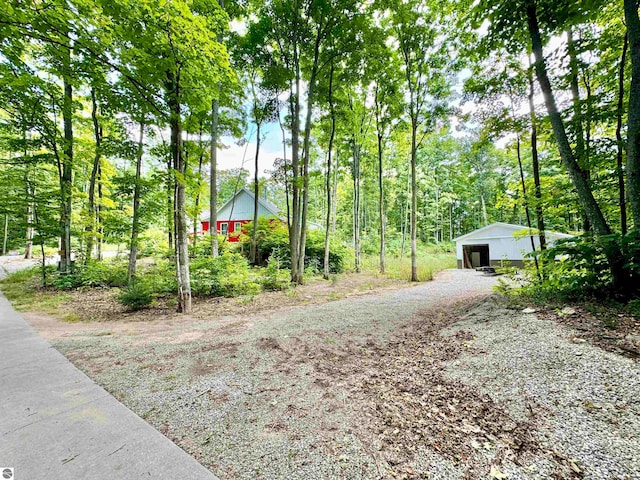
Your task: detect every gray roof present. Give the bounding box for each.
[201,187,280,222]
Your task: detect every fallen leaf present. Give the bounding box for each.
[489,466,509,479]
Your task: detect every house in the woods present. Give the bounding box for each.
[453,222,573,269]
[200,187,281,242]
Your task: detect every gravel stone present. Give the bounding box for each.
[36,268,640,479]
[444,297,640,480]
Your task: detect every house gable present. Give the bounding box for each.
[202,187,280,223]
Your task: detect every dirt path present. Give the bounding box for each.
[20,269,640,479]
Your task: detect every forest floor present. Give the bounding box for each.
[11,268,640,479]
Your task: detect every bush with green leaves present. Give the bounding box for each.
[139,258,177,296]
[189,234,235,258]
[239,219,346,273]
[261,252,289,291]
[513,232,640,302]
[50,261,128,290]
[118,283,152,311]
[190,253,260,297]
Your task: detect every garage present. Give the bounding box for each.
[454,222,573,269]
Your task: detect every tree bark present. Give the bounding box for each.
[210,96,220,256]
[127,121,145,284]
[86,88,102,262]
[166,150,174,251]
[59,42,73,272]
[375,86,386,274]
[323,62,336,280]
[295,23,323,284]
[209,0,224,257]
[2,214,8,256]
[525,0,610,236]
[624,0,640,230]
[618,32,629,235]
[166,71,191,313]
[528,61,546,249]
[516,136,539,273]
[527,0,627,289]
[24,132,33,259]
[352,135,361,273]
[251,121,261,264]
[289,68,302,283]
[410,116,418,282]
[567,27,586,168]
[193,127,205,243]
[567,26,591,232]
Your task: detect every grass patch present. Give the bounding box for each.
[61,312,82,323]
[360,253,456,281]
[0,267,70,313]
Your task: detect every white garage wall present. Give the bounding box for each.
[455,223,573,262]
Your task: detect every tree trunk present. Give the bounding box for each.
[209,0,224,257]
[567,27,586,168]
[352,137,361,273]
[193,127,205,243]
[127,121,145,284]
[410,117,418,282]
[289,71,302,283]
[618,32,629,235]
[527,0,627,288]
[166,153,174,251]
[59,43,73,272]
[86,88,102,263]
[2,214,8,256]
[278,112,291,230]
[24,133,33,259]
[251,122,261,264]
[323,62,336,280]
[516,137,539,273]
[528,62,546,249]
[331,154,338,233]
[626,0,640,230]
[401,172,410,259]
[567,26,591,232]
[210,96,220,257]
[166,71,191,313]
[97,164,103,261]
[525,0,610,237]
[375,87,386,274]
[295,25,322,284]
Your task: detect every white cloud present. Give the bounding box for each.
[217,135,288,179]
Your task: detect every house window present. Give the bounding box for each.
[234,222,242,233]
[220,222,228,235]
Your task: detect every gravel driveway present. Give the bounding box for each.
[39,269,640,479]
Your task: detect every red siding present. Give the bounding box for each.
[201,219,249,242]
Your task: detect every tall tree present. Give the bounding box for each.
[388,0,451,281]
[625,0,640,230]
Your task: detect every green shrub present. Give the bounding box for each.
[137,228,170,258]
[139,259,177,296]
[189,234,233,258]
[261,253,289,291]
[239,219,346,273]
[118,283,152,311]
[190,253,260,297]
[512,232,640,302]
[49,261,128,290]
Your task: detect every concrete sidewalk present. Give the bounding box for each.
[0,292,218,480]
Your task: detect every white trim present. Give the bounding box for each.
[453,222,573,242]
